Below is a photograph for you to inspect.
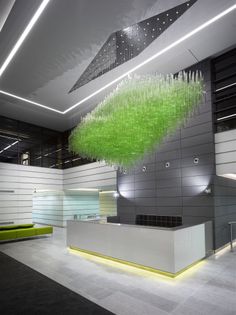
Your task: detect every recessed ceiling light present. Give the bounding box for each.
[0,4,235,115]
[0,0,50,78]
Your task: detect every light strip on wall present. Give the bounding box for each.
[0,4,235,114]
[0,140,19,154]
[215,82,236,92]
[0,0,50,78]
[217,113,236,121]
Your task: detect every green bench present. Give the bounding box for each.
[0,224,53,241]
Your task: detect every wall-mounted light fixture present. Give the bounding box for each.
[142,166,147,172]
[165,162,170,168]
[113,192,120,198]
[204,186,212,195]
[194,157,199,164]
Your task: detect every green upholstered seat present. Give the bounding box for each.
[16,228,37,238]
[0,224,34,231]
[36,226,53,235]
[0,224,53,241]
[0,230,17,241]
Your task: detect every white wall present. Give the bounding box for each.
[63,161,116,190]
[0,162,62,224]
[0,161,117,225]
[215,129,236,176]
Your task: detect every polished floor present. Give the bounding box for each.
[0,227,236,315]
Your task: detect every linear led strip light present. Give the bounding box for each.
[216,82,236,121]
[0,3,235,115]
[0,140,19,154]
[0,0,50,77]
[217,113,236,121]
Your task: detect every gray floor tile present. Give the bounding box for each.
[1,227,236,315]
[100,291,169,315]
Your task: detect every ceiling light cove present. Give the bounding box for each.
[64,4,236,115]
[0,0,50,78]
[0,90,63,114]
[0,3,235,115]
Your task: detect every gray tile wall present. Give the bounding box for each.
[117,60,216,231]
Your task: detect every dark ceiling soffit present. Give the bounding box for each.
[69,0,197,93]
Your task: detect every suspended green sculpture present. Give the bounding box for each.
[69,72,203,168]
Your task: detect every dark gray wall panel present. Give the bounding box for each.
[134,172,156,182]
[183,196,214,207]
[134,197,157,207]
[156,178,182,188]
[181,143,215,157]
[156,159,181,170]
[181,154,214,167]
[181,122,213,139]
[156,197,182,207]
[180,133,214,148]
[155,207,182,216]
[156,168,181,179]
[181,165,215,177]
[135,189,157,198]
[157,140,181,152]
[134,163,156,174]
[156,149,181,161]
[156,187,182,197]
[181,175,211,187]
[182,216,211,225]
[183,206,214,217]
[185,110,212,126]
[117,59,218,245]
[182,185,208,197]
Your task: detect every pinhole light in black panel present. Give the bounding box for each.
[69,0,197,93]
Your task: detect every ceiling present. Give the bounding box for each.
[0,0,235,131]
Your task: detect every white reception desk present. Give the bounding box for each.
[67,220,212,276]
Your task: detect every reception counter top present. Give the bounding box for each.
[67,220,212,277]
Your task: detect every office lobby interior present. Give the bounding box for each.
[0,0,236,314]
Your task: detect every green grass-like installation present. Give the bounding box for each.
[69,73,203,167]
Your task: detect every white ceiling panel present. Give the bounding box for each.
[0,0,235,130]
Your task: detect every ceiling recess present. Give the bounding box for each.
[69,0,197,93]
